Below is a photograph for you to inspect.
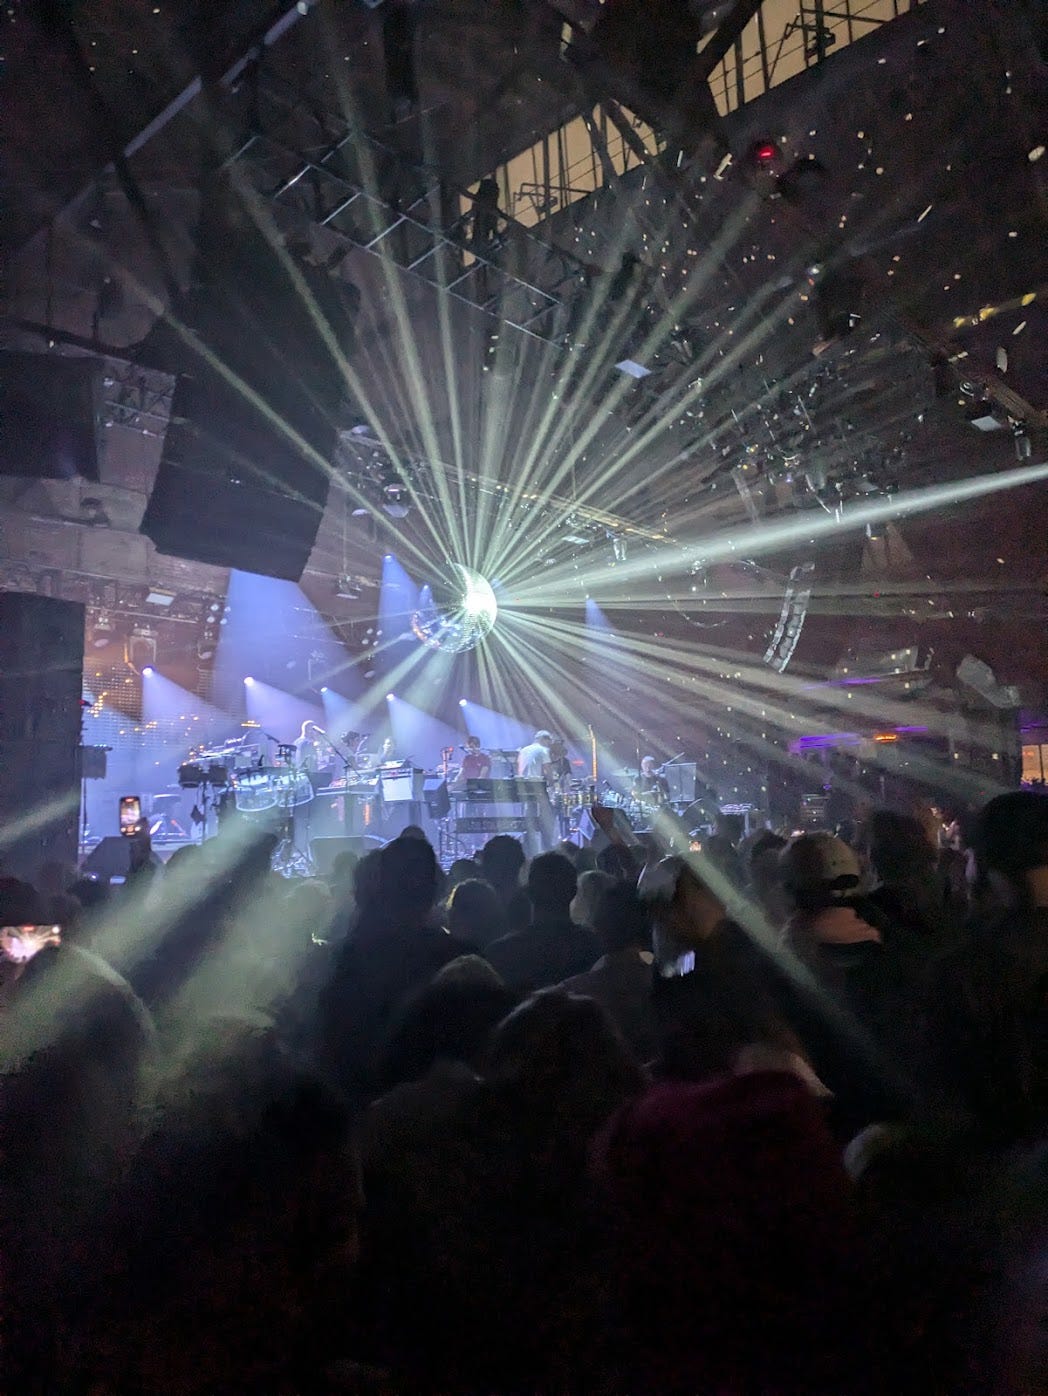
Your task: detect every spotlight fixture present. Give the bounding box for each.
[320,685,329,693]
[126,627,156,673]
[386,692,395,701]
[382,482,411,519]
[244,676,255,686]
[91,610,115,648]
[458,698,468,707]
[141,666,155,677]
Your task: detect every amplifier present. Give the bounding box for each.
[455,815,529,834]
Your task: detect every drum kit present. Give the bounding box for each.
[600,769,670,828]
[178,733,318,874]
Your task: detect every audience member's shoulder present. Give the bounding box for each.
[483,928,523,966]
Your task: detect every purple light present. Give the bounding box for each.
[244,676,255,686]
[141,666,155,677]
[790,732,861,753]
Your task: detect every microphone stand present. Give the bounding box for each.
[314,731,357,837]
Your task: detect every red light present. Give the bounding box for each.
[755,142,778,162]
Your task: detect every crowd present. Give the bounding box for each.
[1,791,1046,1393]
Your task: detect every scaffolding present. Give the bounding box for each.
[475,0,926,229]
[221,66,590,345]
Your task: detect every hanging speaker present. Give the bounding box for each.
[140,174,355,580]
[0,352,103,481]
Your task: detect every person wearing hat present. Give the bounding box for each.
[779,833,908,1058]
[640,850,908,1133]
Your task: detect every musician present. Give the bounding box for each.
[637,755,669,802]
[294,720,322,771]
[547,736,574,837]
[517,730,553,780]
[459,735,492,781]
[378,736,399,765]
[546,737,573,789]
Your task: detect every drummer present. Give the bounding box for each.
[636,755,669,803]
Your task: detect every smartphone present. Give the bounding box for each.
[119,795,142,836]
[1,925,61,963]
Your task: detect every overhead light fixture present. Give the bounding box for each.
[967,402,1006,432]
[126,627,157,673]
[750,139,781,166]
[91,610,115,648]
[615,359,651,379]
[382,482,411,518]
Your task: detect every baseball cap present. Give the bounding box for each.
[780,833,860,893]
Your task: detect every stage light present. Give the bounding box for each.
[386,692,395,701]
[142,666,155,677]
[459,698,468,707]
[751,139,781,166]
[244,676,255,686]
[320,685,329,693]
[382,483,410,519]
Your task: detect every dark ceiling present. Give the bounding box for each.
[1,0,1047,742]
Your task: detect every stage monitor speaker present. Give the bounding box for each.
[0,594,85,881]
[0,352,103,480]
[422,776,450,820]
[311,834,383,876]
[80,836,133,881]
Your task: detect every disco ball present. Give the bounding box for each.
[411,564,498,654]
